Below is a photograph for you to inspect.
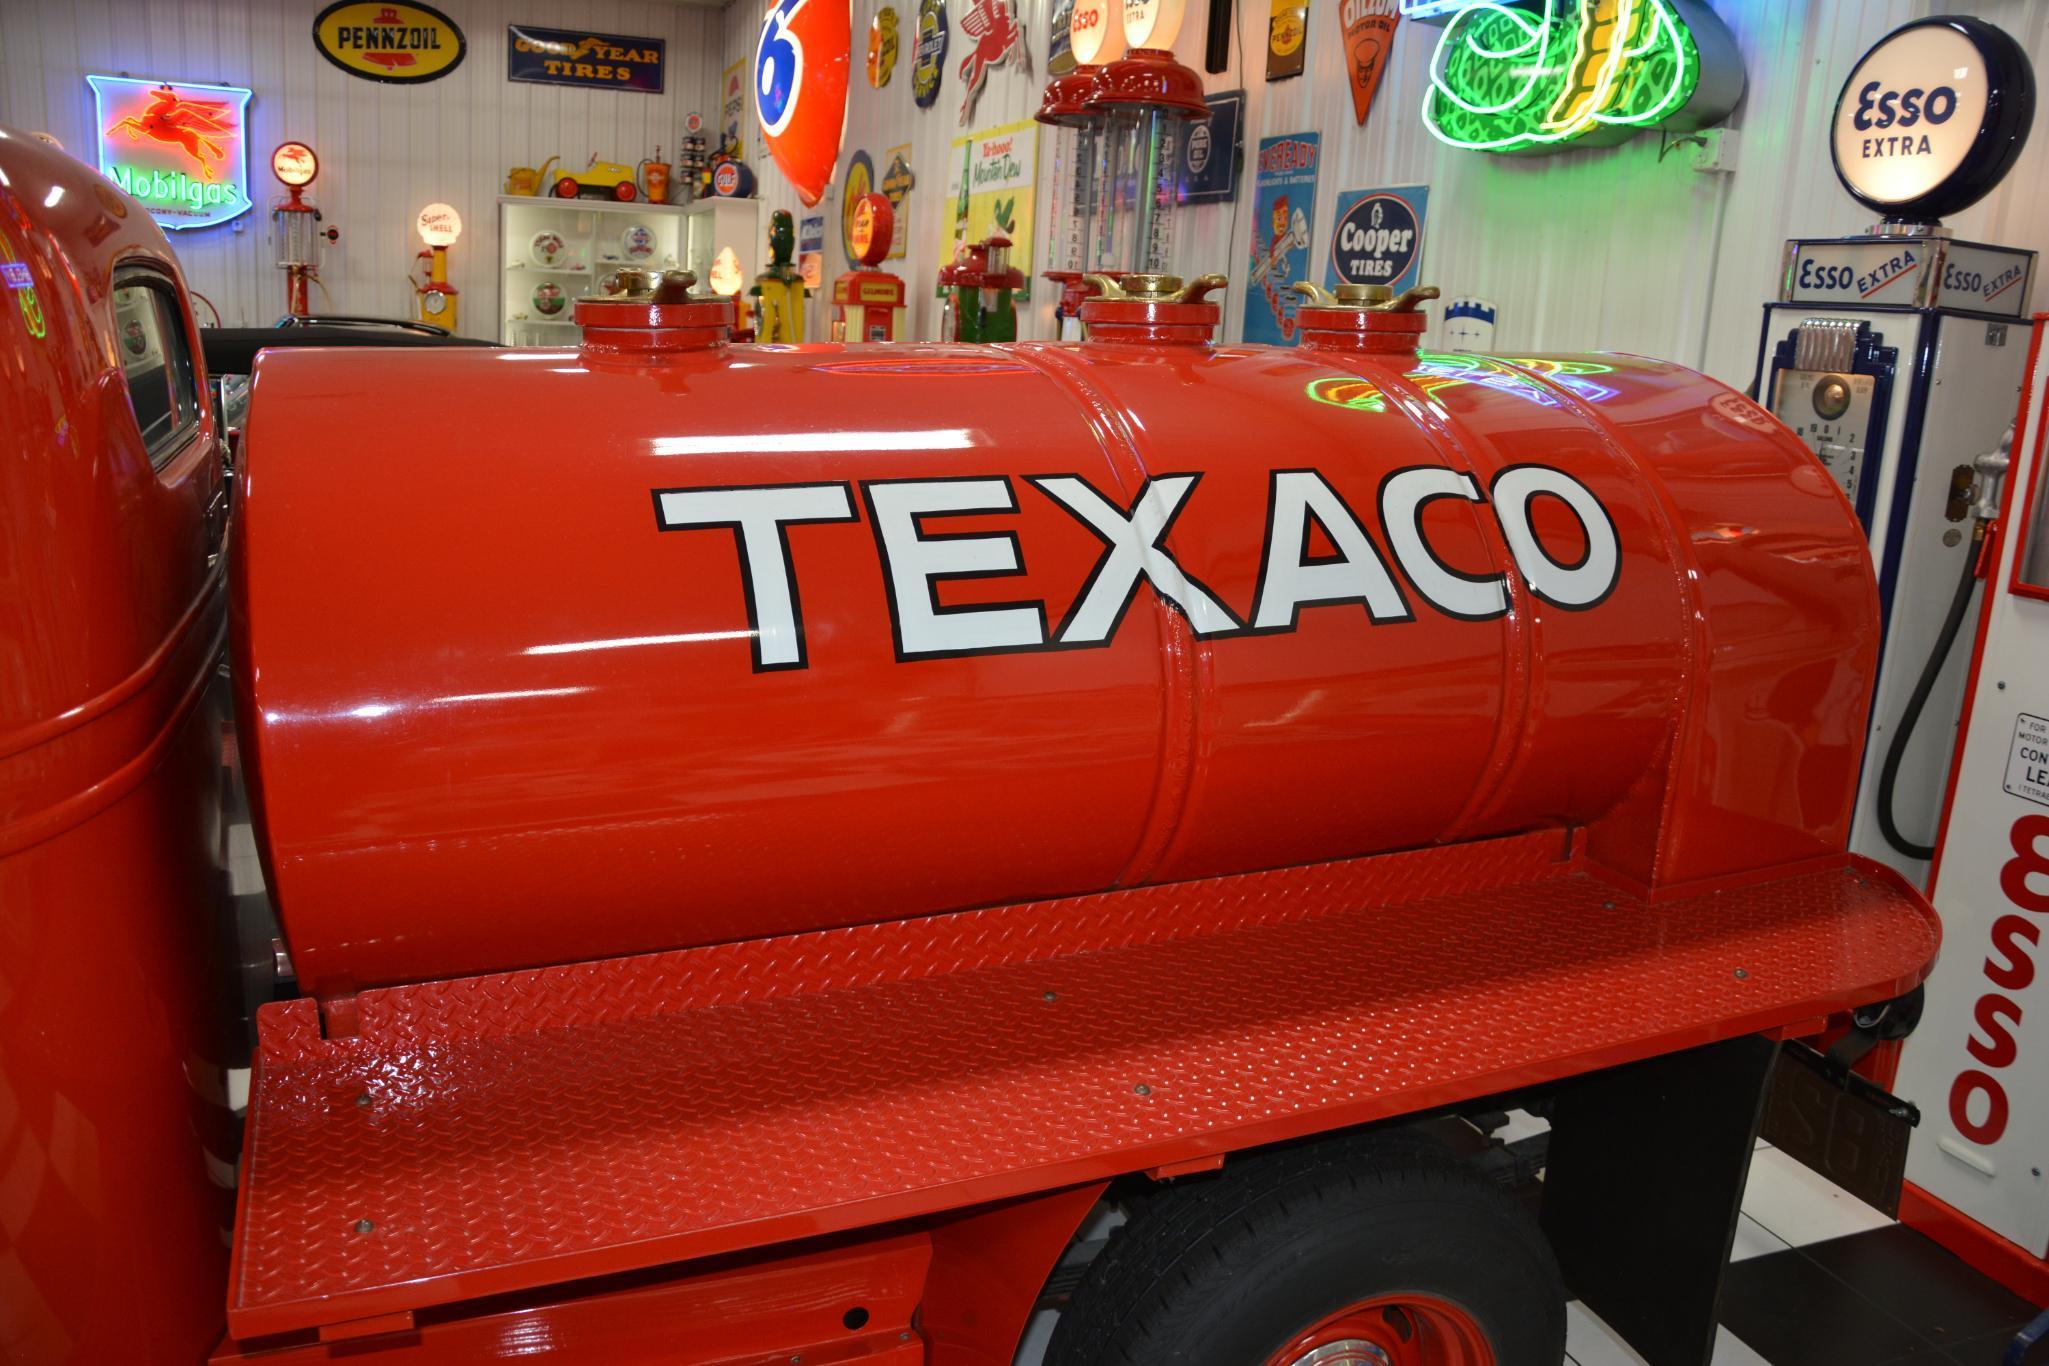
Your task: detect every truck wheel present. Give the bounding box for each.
[1044,1131,1564,1366]
[553,177,579,198]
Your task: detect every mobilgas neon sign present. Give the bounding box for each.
[87,75,253,230]
[1406,0,1743,155]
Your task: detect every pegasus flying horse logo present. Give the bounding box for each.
[956,0,1028,123]
[103,84,236,180]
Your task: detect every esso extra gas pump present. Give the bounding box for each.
[831,193,906,342]
[1887,316,2049,1304]
[269,141,336,318]
[1750,15,2036,890]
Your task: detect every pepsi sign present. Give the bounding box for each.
[1325,186,1427,294]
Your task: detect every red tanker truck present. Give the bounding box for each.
[1,132,1943,1366]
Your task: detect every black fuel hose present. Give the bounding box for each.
[1875,529,1982,862]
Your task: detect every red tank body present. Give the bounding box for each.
[236,302,1879,996]
[0,129,231,1364]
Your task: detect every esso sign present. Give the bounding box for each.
[1070,0,1124,65]
[1830,16,2035,223]
[1122,0,1184,51]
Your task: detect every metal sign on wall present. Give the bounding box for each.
[913,0,949,108]
[1266,0,1307,81]
[87,75,253,230]
[1245,132,1319,343]
[312,1,466,83]
[1179,89,1243,205]
[882,144,915,258]
[1327,185,1427,294]
[1341,0,1399,125]
[508,25,666,93]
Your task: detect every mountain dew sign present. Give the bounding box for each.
[1410,0,1742,155]
[87,75,254,229]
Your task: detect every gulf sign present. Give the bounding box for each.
[757,0,851,208]
[313,1,466,83]
[87,75,253,231]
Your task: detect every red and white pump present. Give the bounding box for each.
[268,141,333,318]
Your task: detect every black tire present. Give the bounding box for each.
[1044,1129,1566,1366]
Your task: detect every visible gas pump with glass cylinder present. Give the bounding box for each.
[1034,49,1207,338]
[269,141,335,318]
[1036,66,1103,340]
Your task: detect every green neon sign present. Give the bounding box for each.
[1416,0,1740,155]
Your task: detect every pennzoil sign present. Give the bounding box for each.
[313,2,467,84]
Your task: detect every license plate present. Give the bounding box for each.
[1759,1041,1918,1217]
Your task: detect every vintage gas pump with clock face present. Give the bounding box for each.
[1751,15,2035,890]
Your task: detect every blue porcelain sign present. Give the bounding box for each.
[1326,185,1427,294]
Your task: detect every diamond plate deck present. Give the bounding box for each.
[229,834,1938,1338]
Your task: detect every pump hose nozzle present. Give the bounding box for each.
[1874,424,2013,863]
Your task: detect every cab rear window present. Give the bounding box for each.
[112,271,200,465]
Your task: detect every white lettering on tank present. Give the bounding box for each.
[861,478,1048,659]
[1030,474,1244,642]
[1378,467,1508,621]
[651,482,857,671]
[1488,465,1622,610]
[1251,470,1411,629]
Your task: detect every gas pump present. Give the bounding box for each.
[1036,65,1102,340]
[269,141,335,318]
[831,193,906,342]
[411,202,462,331]
[1750,15,2036,890]
[750,209,807,343]
[1891,313,2049,1305]
[936,234,1023,342]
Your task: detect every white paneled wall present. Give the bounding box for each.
[723,0,2049,386]
[7,0,2046,380]
[718,0,1076,342]
[0,0,725,332]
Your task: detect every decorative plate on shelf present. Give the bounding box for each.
[621,224,657,260]
[533,281,566,316]
[529,230,568,268]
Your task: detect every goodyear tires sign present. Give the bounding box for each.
[313,2,466,84]
[508,25,667,93]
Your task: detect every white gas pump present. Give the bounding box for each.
[1750,15,2036,890]
[1891,315,2049,1300]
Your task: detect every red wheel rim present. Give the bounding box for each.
[613,181,637,201]
[554,179,578,198]
[1263,1294,1496,1366]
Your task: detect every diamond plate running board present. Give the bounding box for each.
[228,832,1937,1339]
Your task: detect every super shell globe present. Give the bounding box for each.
[533,281,567,316]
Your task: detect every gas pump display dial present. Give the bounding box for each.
[1811,374,1852,421]
[1771,365,1876,507]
